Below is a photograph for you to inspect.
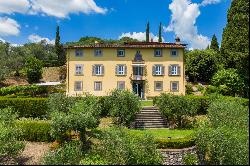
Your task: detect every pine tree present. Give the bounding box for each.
[220,0,249,96]
[158,22,162,42]
[210,34,219,51]
[55,25,65,66]
[146,22,149,42]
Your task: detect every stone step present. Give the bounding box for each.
[135,125,167,128]
[142,106,158,110]
[136,114,164,118]
[135,117,165,120]
[135,122,167,125]
[135,120,166,123]
[139,111,161,113]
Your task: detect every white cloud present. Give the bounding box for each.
[0,0,107,18]
[28,34,55,44]
[164,0,210,49]
[0,37,5,42]
[0,0,30,14]
[200,0,221,6]
[0,17,20,36]
[119,32,164,42]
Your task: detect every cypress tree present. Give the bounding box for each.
[210,34,219,51]
[146,22,150,42]
[220,0,249,96]
[55,25,65,66]
[158,22,162,42]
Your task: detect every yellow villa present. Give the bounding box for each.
[65,38,186,99]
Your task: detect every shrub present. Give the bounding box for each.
[15,119,52,142]
[80,154,108,165]
[195,98,249,165]
[25,56,43,83]
[41,141,83,165]
[108,89,141,127]
[211,68,245,96]
[155,93,199,128]
[50,95,101,148]
[0,97,48,118]
[196,84,204,92]
[47,93,80,116]
[155,137,195,149]
[183,153,199,165]
[185,83,194,95]
[0,85,65,97]
[94,127,163,165]
[0,108,25,163]
[97,96,111,117]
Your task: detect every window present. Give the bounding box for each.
[75,49,83,57]
[94,49,102,56]
[133,66,144,76]
[93,65,104,76]
[154,81,163,91]
[170,81,179,92]
[171,49,178,56]
[74,81,82,91]
[116,65,127,75]
[117,81,125,90]
[154,49,162,57]
[75,64,83,75]
[94,81,102,91]
[153,65,165,76]
[117,49,125,57]
[169,65,180,76]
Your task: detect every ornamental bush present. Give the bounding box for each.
[50,95,101,149]
[0,97,48,118]
[93,127,163,165]
[41,141,83,165]
[155,137,195,149]
[15,119,52,142]
[195,98,249,165]
[0,108,25,163]
[108,89,141,127]
[155,93,199,128]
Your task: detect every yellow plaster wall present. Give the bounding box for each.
[66,48,185,98]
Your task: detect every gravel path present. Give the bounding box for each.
[18,142,51,165]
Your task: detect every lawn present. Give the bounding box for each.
[127,128,194,139]
[140,100,154,106]
[98,117,194,139]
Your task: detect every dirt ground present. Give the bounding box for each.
[18,142,51,165]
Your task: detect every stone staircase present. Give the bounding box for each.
[133,106,168,128]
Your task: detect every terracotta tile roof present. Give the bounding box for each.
[64,42,187,49]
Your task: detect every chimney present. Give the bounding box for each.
[175,36,181,44]
[151,38,154,42]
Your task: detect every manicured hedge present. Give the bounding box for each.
[0,84,65,97]
[16,119,53,142]
[155,137,195,149]
[0,97,48,118]
[153,95,249,115]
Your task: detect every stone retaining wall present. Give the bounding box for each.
[159,146,197,165]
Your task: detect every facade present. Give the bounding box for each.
[65,41,186,99]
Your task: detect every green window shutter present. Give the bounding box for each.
[124,65,127,75]
[168,65,172,75]
[102,65,104,75]
[115,65,118,75]
[152,65,156,76]
[162,66,165,75]
[92,65,95,76]
[177,65,181,76]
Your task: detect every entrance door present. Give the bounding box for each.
[132,81,144,99]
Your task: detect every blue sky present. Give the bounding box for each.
[0,0,231,49]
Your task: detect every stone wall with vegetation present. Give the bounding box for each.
[160,146,197,165]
